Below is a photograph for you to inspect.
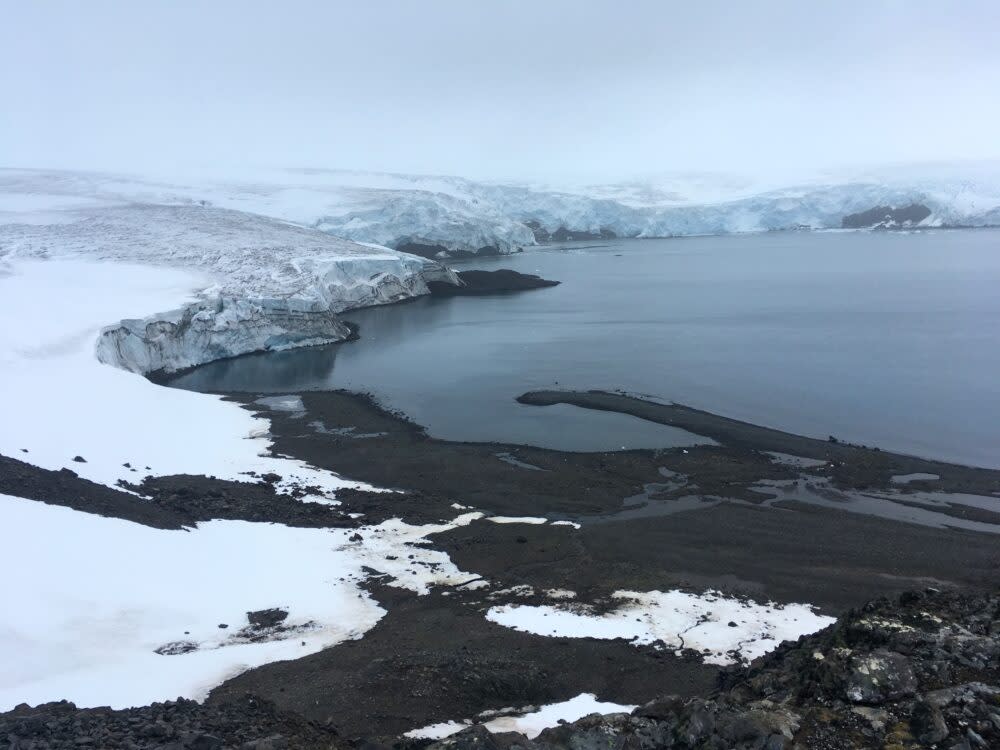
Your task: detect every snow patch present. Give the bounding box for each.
[405,693,637,740]
[0,494,484,711]
[487,590,834,666]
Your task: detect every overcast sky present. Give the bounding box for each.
[2,0,999,181]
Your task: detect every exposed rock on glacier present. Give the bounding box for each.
[842,202,933,229]
[524,220,617,242]
[427,269,559,296]
[0,203,459,373]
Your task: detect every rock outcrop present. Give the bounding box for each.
[0,695,336,750]
[423,588,1000,750]
[524,220,617,242]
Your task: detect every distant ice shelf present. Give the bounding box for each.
[3,164,1000,267]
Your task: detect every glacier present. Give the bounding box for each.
[0,201,458,373]
[3,163,1000,262]
[2,162,1000,371]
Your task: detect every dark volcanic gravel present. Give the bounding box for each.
[196,388,1000,736]
[0,693,337,749]
[5,385,1000,745]
[209,582,716,740]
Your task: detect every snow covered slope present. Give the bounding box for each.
[0,168,535,257]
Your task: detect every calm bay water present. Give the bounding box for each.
[170,230,1000,467]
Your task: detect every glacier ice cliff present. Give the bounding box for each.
[98,298,350,375]
[0,203,459,373]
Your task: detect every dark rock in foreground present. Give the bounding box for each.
[4,588,996,749]
[422,588,1000,750]
[0,694,336,750]
[842,203,932,229]
[428,269,559,296]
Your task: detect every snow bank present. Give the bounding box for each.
[0,494,484,710]
[405,693,637,740]
[487,516,548,525]
[0,169,534,257]
[0,258,363,494]
[487,590,834,666]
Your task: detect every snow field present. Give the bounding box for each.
[404,693,638,740]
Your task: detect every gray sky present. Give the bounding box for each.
[2,0,999,181]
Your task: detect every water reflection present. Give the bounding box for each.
[172,339,342,392]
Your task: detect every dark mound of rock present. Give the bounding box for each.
[246,608,289,629]
[0,694,338,750]
[417,588,1000,750]
[428,270,559,297]
[842,203,932,229]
